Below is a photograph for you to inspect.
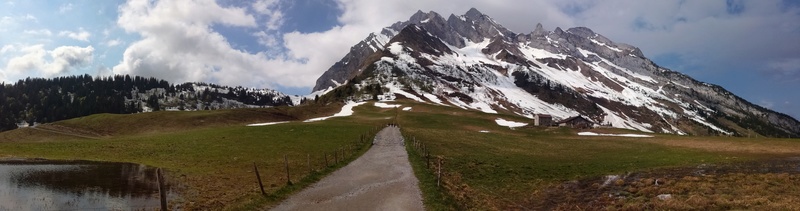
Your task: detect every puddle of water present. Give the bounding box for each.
[0,159,178,211]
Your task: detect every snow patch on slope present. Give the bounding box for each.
[385,82,425,102]
[578,132,653,138]
[374,102,401,108]
[589,39,622,52]
[247,121,290,126]
[304,101,367,122]
[495,118,528,128]
[423,93,444,105]
[598,104,654,133]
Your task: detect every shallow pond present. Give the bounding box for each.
[0,159,178,211]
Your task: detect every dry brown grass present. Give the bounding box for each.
[0,103,343,143]
[528,158,800,210]
[0,127,85,143]
[643,136,800,155]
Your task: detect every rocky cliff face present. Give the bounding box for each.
[314,8,800,137]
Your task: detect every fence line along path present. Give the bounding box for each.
[270,126,424,211]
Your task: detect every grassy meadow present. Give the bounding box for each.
[1,99,799,210]
[394,100,800,210]
[0,103,397,210]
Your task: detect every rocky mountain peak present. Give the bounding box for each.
[389,24,453,57]
[409,10,443,23]
[464,7,485,20]
[312,8,799,137]
[554,27,565,35]
[531,23,546,37]
[566,27,596,38]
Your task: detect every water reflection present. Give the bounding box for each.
[0,159,177,211]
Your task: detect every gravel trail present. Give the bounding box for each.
[270,126,424,211]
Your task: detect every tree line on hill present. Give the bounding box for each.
[0,74,293,132]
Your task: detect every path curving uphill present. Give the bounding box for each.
[270,126,424,211]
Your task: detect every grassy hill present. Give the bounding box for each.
[1,100,799,210]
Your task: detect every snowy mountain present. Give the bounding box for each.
[313,8,800,137]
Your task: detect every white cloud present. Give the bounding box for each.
[49,46,95,75]
[95,65,113,77]
[105,39,124,47]
[59,3,73,13]
[114,0,280,87]
[252,0,284,30]
[4,45,94,78]
[0,45,16,55]
[59,28,92,42]
[0,14,37,31]
[0,16,12,25]
[23,29,53,36]
[6,45,46,75]
[252,31,277,47]
[24,14,37,22]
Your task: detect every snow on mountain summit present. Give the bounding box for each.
[313,8,800,137]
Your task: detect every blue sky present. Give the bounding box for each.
[1,0,798,119]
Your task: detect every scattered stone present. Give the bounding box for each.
[602,175,620,186]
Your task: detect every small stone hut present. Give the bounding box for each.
[558,116,594,129]
[533,114,553,126]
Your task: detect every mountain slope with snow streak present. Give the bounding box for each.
[313,8,799,138]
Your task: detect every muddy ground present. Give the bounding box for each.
[526,157,800,210]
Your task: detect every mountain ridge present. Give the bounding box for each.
[0,74,298,132]
[313,8,800,137]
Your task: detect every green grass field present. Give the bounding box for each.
[0,103,395,210]
[395,100,800,210]
[1,100,799,210]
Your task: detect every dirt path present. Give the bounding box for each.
[270,126,424,211]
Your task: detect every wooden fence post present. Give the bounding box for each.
[253,163,266,195]
[157,168,168,211]
[425,145,430,168]
[284,155,292,185]
[437,158,442,187]
[426,155,430,169]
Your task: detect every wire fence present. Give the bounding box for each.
[1,122,392,211]
[251,122,392,197]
